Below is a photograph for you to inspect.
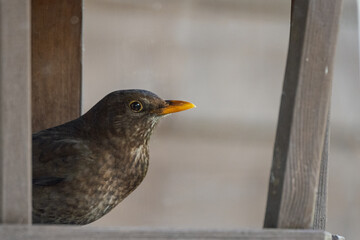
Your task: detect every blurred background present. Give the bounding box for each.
[83,0,360,239]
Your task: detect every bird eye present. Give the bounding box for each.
[129,100,143,112]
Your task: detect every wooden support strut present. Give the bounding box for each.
[264,0,342,229]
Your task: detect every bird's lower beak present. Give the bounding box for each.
[159,100,196,115]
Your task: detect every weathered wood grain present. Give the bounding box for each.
[313,115,330,230]
[0,0,32,224]
[0,225,333,240]
[264,0,342,228]
[32,0,82,133]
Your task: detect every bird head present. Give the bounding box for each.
[84,89,195,143]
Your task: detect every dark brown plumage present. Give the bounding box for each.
[32,89,195,225]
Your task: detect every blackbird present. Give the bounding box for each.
[32,89,195,225]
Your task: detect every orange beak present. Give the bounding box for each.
[159,100,196,115]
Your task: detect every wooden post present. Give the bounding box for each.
[264,0,342,229]
[32,0,82,133]
[0,0,32,224]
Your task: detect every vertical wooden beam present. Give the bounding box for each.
[32,0,82,133]
[0,0,31,224]
[264,0,342,229]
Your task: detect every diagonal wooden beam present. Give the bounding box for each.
[264,0,342,229]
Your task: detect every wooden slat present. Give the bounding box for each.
[0,225,332,240]
[0,0,31,224]
[32,0,82,133]
[264,0,342,229]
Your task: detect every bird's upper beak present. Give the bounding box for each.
[158,100,196,115]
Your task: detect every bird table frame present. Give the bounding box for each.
[0,0,344,239]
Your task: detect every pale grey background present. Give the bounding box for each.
[83,0,360,239]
